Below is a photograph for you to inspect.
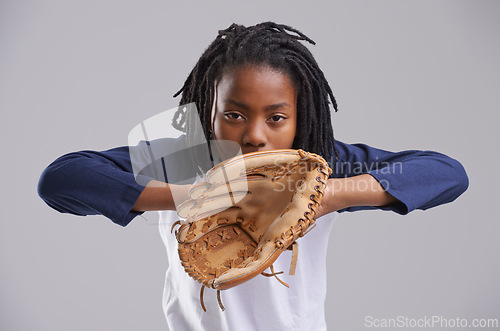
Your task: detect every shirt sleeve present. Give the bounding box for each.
[37,146,151,226]
[332,141,469,214]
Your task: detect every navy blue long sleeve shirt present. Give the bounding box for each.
[37,139,469,226]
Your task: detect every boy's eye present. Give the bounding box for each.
[269,115,285,122]
[224,112,244,120]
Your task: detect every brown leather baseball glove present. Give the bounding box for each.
[172,149,332,311]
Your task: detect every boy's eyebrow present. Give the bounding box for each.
[224,99,291,111]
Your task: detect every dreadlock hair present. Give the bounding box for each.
[172,21,338,171]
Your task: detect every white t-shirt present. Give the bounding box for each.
[158,210,339,331]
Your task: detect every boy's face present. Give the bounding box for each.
[212,65,297,155]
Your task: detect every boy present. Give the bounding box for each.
[38,22,468,330]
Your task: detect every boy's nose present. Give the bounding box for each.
[242,121,266,148]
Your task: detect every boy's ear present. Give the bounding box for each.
[210,81,218,134]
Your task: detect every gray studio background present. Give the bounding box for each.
[1,0,498,330]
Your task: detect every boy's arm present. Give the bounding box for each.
[317,174,398,217]
[316,141,469,217]
[38,146,157,226]
[132,180,190,212]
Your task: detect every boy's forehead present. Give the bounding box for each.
[216,66,296,94]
